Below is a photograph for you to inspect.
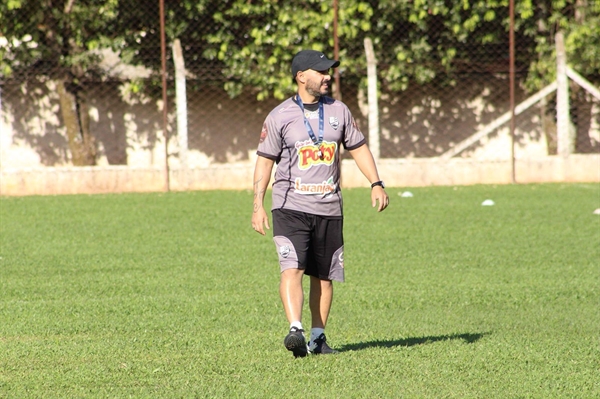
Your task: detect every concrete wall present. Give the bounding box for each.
[2,155,597,196]
[4,75,598,170]
[2,73,598,196]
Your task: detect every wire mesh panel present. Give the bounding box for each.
[0,0,598,176]
[0,0,167,168]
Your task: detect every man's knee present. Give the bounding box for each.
[281,268,304,282]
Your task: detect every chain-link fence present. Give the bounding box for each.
[1,1,598,190]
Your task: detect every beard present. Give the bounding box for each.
[306,78,329,98]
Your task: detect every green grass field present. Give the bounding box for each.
[1,183,599,398]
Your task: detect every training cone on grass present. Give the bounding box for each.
[593,209,600,215]
[399,191,414,197]
[482,199,495,206]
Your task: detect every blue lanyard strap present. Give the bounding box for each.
[295,95,324,148]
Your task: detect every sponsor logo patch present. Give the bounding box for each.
[295,140,336,170]
[304,110,319,120]
[294,177,336,197]
[259,123,268,143]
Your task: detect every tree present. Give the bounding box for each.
[2,0,597,165]
[524,0,600,90]
[173,0,598,98]
[0,0,125,165]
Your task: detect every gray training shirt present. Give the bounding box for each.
[257,95,366,217]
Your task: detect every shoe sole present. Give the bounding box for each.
[310,345,339,355]
[284,334,308,358]
[311,349,339,355]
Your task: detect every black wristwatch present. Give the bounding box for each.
[371,180,385,189]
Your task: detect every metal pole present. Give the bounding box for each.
[509,0,516,183]
[333,0,341,101]
[160,0,170,191]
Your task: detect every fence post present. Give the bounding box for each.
[332,0,341,101]
[172,39,189,187]
[159,0,170,191]
[364,38,380,160]
[555,31,573,157]
[509,0,516,183]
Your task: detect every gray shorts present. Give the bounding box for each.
[272,208,345,282]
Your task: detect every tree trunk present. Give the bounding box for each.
[575,0,587,23]
[56,79,96,166]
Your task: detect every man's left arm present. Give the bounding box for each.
[348,144,389,212]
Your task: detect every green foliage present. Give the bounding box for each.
[0,0,598,98]
[198,0,375,99]
[0,184,598,397]
[198,0,598,97]
[0,0,121,79]
[521,0,600,91]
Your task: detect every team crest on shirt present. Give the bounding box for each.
[329,117,339,130]
[295,139,337,170]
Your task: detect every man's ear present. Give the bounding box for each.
[296,71,306,84]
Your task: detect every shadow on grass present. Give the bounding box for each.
[338,332,490,352]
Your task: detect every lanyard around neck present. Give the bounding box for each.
[295,95,324,148]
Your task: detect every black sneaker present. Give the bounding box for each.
[309,333,338,355]
[283,327,308,358]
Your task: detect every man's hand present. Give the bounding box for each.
[251,156,275,235]
[252,206,270,235]
[371,186,389,212]
[347,144,389,212]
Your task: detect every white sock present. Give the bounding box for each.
[310,328,325,343]
[290,321,303,331]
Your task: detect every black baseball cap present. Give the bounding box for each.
[291,50,340,80]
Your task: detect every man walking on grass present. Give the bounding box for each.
[251,49,389,358]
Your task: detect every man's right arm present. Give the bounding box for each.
[251,155,275,235]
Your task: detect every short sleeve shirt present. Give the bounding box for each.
[257,95,366,217]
